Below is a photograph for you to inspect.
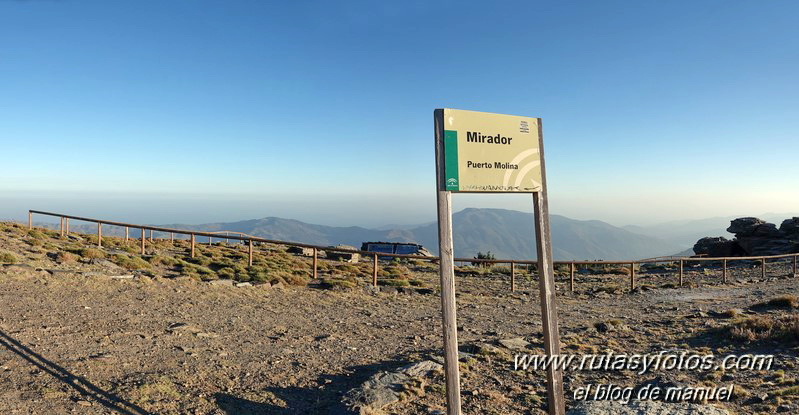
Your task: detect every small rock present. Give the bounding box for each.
[110,275,135,280]
[207,279,233,286]
[235,282,252,287]
[271,281,285,289]
[498,337,530,351]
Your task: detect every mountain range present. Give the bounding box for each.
[52,208,681,261]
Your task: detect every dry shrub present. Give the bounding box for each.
[149,255,181,267]
[752,295,799,310]
[55,252,76,263]
[27,229,46,240]
[0,251,18,264]
[80,248,105,259]
[724,315,799,343]
[112,254,152,270]
[319,276,357,290]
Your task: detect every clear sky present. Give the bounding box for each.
[1,0,797,227]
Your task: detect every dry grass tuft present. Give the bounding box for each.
[723,314,799,343]
[752,295,799,310]
[55,251,77,263]
[0,251,18,264]
[79,248,106,260]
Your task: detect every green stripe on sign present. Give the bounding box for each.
[444,130,459,191]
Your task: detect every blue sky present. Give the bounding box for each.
[1,0,797,227]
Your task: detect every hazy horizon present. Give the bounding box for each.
[3,191,797,230]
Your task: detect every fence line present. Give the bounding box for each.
[25,209,799,291]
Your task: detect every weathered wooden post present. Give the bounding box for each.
[65,218,69,235]
[722,259,727,284]
[125,227,129,242]
[630,262,635,291]
[59,217,64,237]
[191,234,196,258]
[793,255,798,276]
[569,262,575,292]
[679,260,684,287]
[248,239,253,268]
[170,232,174,243]
[312,247,318,279]
[28,211,32,230]
[372,253,378,287]
[149,229,153,242]
[97,223,102,247]
[761,258,766,279]
[510,261,516,292]
[209,236,212,246]
[140,228,145,255]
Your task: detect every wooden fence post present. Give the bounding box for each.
[191,234,196,258]
[761,258,766,279]
[171,232,174,243]
[313,248,318,279]
[125,227,129,242]
[630,262,635,291]
[511,262,516,292]
[372,254,378,287]
[97,223,102,247]
[149,229,153,242]
[793,255,797,276]
[722,259,727,284]
[679,260,684,287]
[140,228,145,255]
[209,236,212,246]
[65,218,69,235]
[248,239,253,268]
[28,212,32,230]
[59,217,64,237]
[569,262,575,292]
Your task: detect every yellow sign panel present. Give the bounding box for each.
[442,108,542,193]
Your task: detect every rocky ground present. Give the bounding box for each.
[0,221,798,414]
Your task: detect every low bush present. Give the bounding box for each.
[0,251,18,264]
[752,295,799,310]
[319,277,357,290]
[722,315,799,344]
[27,229,46,240]
[55,251,77,263]
[149,255,181,267]
[79,248,105,259]
[112,254,152,270]
[380,278,410,287]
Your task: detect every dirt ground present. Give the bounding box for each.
[1,222,798,414]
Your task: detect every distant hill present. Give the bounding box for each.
[404,208,680,260]
[54,208,681,260]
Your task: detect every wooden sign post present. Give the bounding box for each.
[434,108,565,415]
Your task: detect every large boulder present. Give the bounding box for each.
[693,237,734,257]
[726,217,766,237]
[736,237,795,256]
[751,223,782,237]
[780,217,799,237]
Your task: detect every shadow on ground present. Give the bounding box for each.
[214,356,427,415]
[0,329,152,415]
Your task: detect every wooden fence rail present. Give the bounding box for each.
[26,209,799,290]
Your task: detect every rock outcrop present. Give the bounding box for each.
[693,217,799,257]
